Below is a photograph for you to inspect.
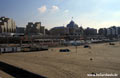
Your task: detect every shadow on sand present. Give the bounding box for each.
[0,61,47,78]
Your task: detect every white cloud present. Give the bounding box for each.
[51,5,59,12]
[38,5,47,13]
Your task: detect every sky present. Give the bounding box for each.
[1,0,120,29]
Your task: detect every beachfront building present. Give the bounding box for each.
[45,29,50,35]
[110,26,119,36]
[16,27,25,33]
[49,20,84,40]
[84,27,97,36]
[14,27,26,36]
[98,26,120,39]
[67,20,79,35]
[83,27,98,40]
[118,27,120,34]
[98,28,107,36]
[49,26,68,36]
[66,20,84,36]
[0,17,16,33]
[66,20,84,40]
[103,26,119,36]
[107,26,119,38]
[25,22,45,35]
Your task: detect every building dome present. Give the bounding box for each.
[67,20,78,28]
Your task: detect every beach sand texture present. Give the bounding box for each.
[0,42,120,78]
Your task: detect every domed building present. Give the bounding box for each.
[66,20,79,35]
[67,20,78,28]
[49,19,84,40]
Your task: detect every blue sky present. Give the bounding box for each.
[1,0,120,29]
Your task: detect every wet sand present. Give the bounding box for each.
[0,42,120,78]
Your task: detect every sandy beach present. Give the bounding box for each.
[0,42,120,78]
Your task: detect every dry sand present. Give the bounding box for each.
[0,70,13,78]
[0,42,120,78]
